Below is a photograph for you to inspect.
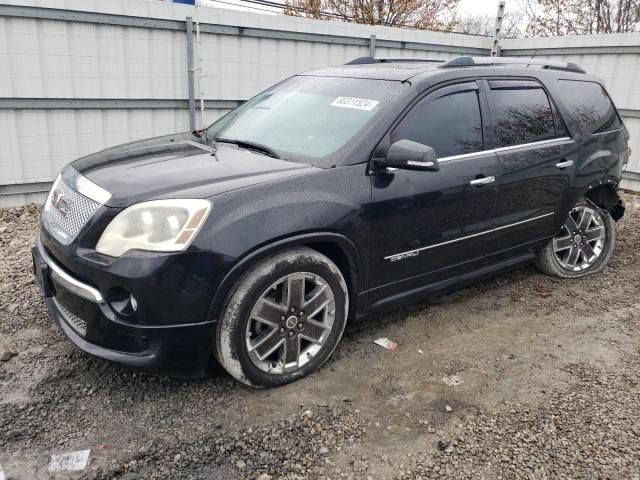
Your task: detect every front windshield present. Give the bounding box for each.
[206,76,405,168]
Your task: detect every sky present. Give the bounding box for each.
[457,0,507,17]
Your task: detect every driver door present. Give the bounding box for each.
[368,81,499,304]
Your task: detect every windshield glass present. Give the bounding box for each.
[206,76,405,168]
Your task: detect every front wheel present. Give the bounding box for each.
[215,248,348,388]
[535,199,615,278]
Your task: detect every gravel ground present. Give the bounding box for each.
[1,194,639,480]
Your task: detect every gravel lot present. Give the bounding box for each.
[1,194,639,479]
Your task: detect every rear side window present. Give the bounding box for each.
[391,85,483,158]
[490,81,556,148]
[558,80,622,134]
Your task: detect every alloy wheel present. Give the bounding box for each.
[552,205,606,272]
[245,272,336,374]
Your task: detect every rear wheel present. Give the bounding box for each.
[535,199,614,278]
[216,248,348,388]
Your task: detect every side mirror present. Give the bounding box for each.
[377,139,439,172]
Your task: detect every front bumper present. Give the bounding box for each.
[33,237,216,376]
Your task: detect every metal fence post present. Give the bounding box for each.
[491,1,505,57]
[369,34,376,57]
[186,16,196,132]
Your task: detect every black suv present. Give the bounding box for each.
[33,56,628,387]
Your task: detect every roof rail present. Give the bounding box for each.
[345,56,446,65]
[440,56,586,74]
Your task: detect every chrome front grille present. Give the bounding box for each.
[43,173,105,245]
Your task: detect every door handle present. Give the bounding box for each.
[555,160,574,169]
[469,176,496,186]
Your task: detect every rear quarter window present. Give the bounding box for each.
[557,80,622,134]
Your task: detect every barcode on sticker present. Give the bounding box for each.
[330,97,379,111]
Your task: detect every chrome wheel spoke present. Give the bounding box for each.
[283,336,301,368]
[565,246,581,267]
[283,275,305,308]
[582,242,596,259]
[564,215,579,233]
[255,298,286,327]
[300,318,329,344]
[250,328,284,360]
[302,284,330,318]
[578,208,593,230]
[553,235,572,252]
[584,226,605,242]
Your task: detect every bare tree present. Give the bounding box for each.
[455,11,526,38]
[283,0,459,30]
[519,0,640,36]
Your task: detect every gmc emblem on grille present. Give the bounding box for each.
[51,190,72,217]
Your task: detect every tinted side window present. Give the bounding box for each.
[490,82,556,148]
[391,87,483,158]
[558,80,622,134]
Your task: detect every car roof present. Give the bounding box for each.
[299,63,442,82]
[300,56,599,85]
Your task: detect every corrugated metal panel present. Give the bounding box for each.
[0,108,228,183]
[622,117,640,178]
[0,17,187,99]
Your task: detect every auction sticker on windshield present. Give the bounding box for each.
[330,97,379,111]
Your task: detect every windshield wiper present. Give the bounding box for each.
[214,138,280,159]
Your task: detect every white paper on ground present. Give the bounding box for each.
[48,449,91,472]
[0,462,5,480]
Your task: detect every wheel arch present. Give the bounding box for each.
[582,180,625,221]
[207,232,362,324]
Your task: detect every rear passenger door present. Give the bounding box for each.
[485,79,575,255]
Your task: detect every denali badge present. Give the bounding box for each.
[51,190,72,217]
[387,250,419,262]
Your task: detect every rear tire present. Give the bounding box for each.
[215,248,348,388]
[535,198,615,279]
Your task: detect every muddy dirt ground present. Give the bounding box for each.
[1,194,639,479]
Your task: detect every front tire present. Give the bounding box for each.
[535,198,615,278]
[216,248,348,388]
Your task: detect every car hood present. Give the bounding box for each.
[70,133,319,208]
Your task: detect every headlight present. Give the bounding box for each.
[95,199,211,257]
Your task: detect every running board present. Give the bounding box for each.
[365,252,535,317]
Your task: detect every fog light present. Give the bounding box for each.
[108,288,138,316]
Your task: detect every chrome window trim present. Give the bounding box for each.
[384,212,554,261]
[438,149,493,163]
[494,137,572,153]
[592,127,624,136]
[437,137,572,163]
[37,236,105,303]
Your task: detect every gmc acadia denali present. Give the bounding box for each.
[33,56,628,387]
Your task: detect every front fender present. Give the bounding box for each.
[206,231,363,323]
[191,164,372,320]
